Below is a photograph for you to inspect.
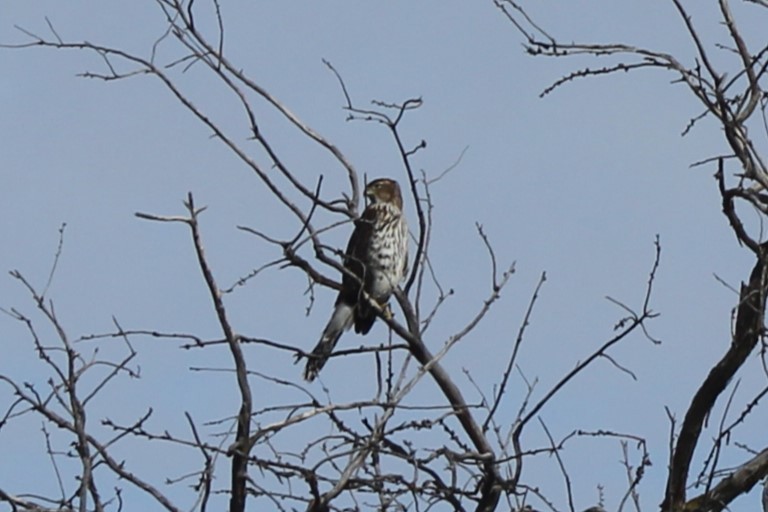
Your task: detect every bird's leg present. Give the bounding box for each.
[363,291,394,320]
[381,302,394,320]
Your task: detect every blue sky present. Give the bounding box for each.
[2,1,767,511]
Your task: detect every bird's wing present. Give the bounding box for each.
[337,207,375,306]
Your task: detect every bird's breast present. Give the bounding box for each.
[365,218,407,299]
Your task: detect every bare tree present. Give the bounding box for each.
[0,2,684,512]
[494,0,768,511]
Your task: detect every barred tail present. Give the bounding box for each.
[303,302,354,381]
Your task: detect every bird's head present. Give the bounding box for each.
[364,178,403,209]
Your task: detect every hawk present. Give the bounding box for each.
[303,178,409,381]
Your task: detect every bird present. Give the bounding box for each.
[303,178,409,381]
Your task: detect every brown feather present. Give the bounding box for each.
[303,178,408,381]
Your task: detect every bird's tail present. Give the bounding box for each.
[303,302,354,381]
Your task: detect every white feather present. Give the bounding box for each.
[304,302,355,381]
[322,302,354,340]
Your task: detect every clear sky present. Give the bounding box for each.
[2,1,767,511]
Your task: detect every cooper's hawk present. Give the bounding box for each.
[303,178,409,381]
